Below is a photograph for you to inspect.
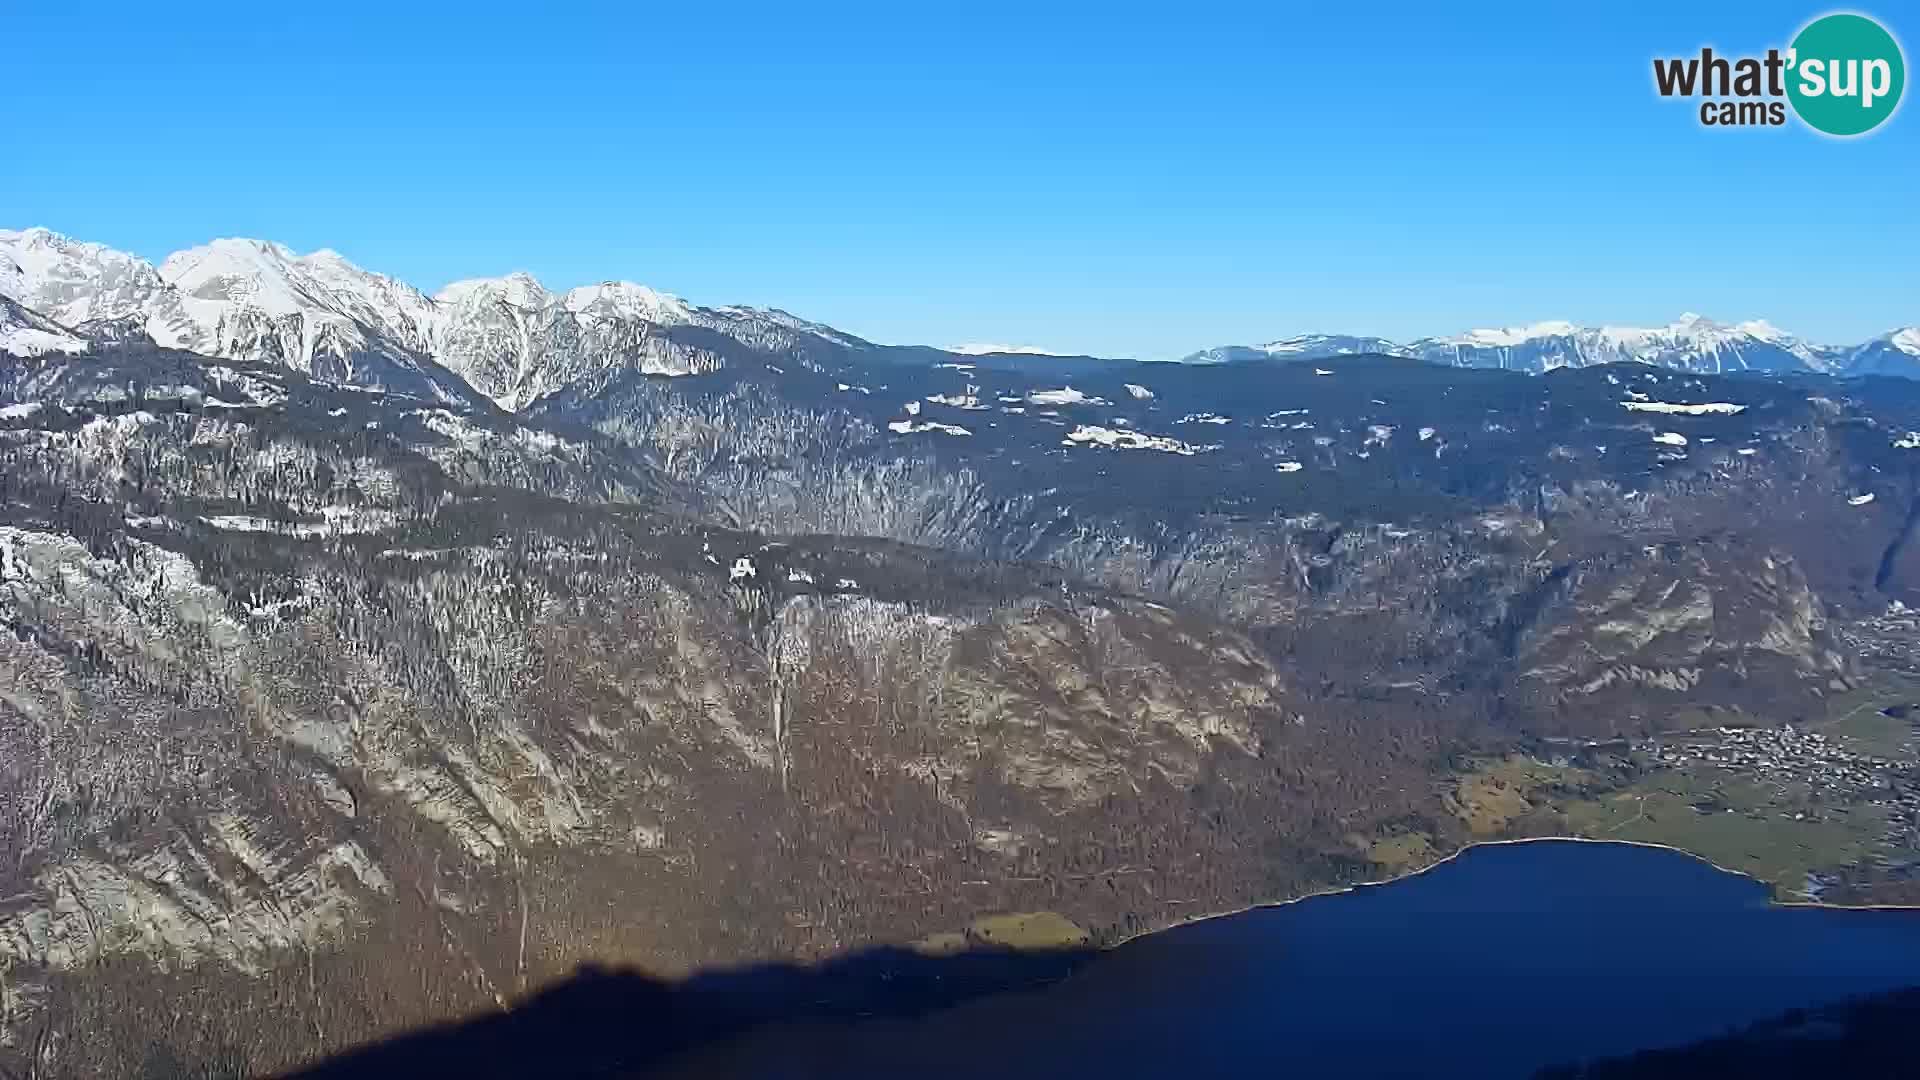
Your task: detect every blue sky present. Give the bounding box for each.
[4,1,1914,357]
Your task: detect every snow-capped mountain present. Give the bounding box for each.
[1412,314,1844,374]
[1185,315,1903,376]
[7,226,1914,402]
[0,228,470,402]
[158,238,446,385]
[429,273,870,409]
[436,272,720,411]
[0,227,195,344]
[1843,327,1920,377]
[0,228,885,411]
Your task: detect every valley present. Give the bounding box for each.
[1435,673,1920,902]
[1,229,1918,1076]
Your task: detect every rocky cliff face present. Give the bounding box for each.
[1512,544,1850,733]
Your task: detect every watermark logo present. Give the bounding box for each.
[1653,11,1905,136]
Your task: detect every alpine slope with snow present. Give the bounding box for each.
[1845,328,1920,378]
[1,229,472,403]
[0,296,85,357]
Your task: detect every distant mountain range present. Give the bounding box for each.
[946,343,1071,357]
[3,228,1915,399]
[1183,315,1920,376]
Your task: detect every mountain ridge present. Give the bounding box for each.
[6,228,1915,404]
[1185,313,1914,375]
[0,229,862,411]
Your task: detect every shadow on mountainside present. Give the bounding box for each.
[1535,985,1920,1080]
[291,961,1920,1080]
[285,944,1097,1079]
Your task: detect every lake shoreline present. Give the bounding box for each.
[1100,834,1920,955]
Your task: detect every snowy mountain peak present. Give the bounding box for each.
[161,238,430,314]
[0,227,177,332]
[428,273,744,410]
[1667,312,1738,335]
[1435,321,1580,348]
[0,226,125,266]
[562,281,693,326]
[1731,318,1787,342]
[156,238,441,379]
[436,272,552,310]
[1844,326,1920,376]
[162,239,330,312]
[1431,314,1790,351]
[1420,315,1846,373]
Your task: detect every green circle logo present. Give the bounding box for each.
[1786,13,1906,136]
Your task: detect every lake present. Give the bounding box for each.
[674,839,1920,1078]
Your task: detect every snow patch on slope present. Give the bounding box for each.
[1028,386,1110,406]
[948,343,1067,356]
[1062,425,1213,455]
[888,419,972,436]
[1621,400,1747,415]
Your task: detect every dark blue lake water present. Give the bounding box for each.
[715,839,1920,1078]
